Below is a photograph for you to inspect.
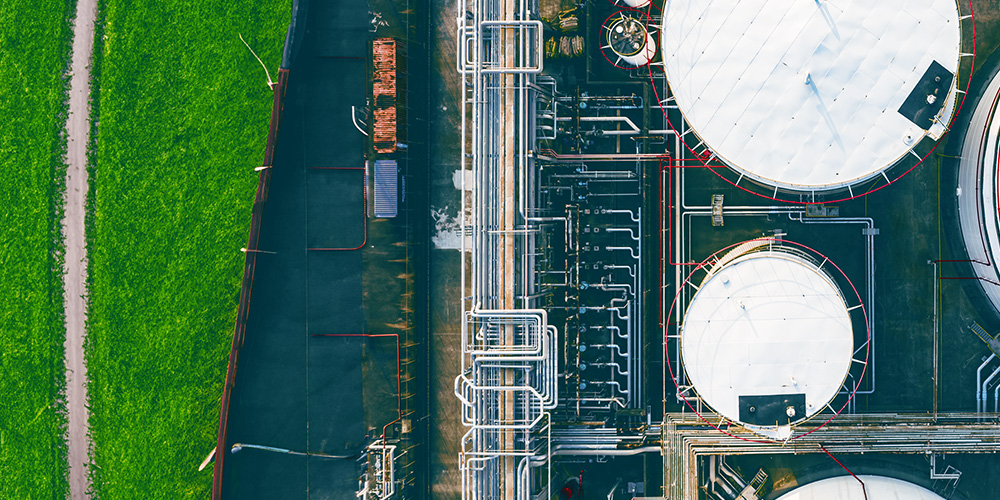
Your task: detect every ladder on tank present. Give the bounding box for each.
[969,322,1000,357]
[734,469,768,500]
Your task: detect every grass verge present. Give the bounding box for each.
[0,0,75,497]
[86,1,288,496]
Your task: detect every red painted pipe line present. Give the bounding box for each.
[312,334,402,443]
[307,167,368,251]
[940,276,1000,287]
[662,162,707,267]
[819,445,868,500]
[536,148,669,161]
[662,163,727,169]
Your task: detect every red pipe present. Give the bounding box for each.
[307,165,368,251]
[939,276,1000,287]
[819,445,868,500]
[312,333,402,443]
[661,161,709,267]
[536,148,668,161]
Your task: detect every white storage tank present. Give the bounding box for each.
[776,475,944,500]
[660,0,962,192]
[680,240,854,440]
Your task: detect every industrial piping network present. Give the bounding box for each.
[661,412,1000,500]
[450,3,997,499]
[455,0,653,495]
[455,2,894,498]
[533,88,646,414]
[455,0,558,497]
[454,309,558,499]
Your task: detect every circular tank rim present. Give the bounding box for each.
[658,0,962,191]
[679,248,854,431]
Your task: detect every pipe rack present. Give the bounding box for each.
[662,412,1000,500]
[455,0,554,497]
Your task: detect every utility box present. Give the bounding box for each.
[712,194,724,226]
[373,160,398,218]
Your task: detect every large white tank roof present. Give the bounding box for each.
[661,0,961,190]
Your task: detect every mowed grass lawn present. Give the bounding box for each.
[87,1,288,496]
[0,0,74,497]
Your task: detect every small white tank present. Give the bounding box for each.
[619,0,651,8]
[606,15,656,67]
[680,241,854,440]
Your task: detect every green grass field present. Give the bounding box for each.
[0,0,74,497]
[86,1,289,496]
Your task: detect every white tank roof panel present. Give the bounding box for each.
[681,251,853,428]
[776,475,945,500]
[660,0,961,190]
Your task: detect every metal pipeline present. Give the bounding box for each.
[975,354,995,413]
[588,362,629,376]
[981,363,1000,414]
[994,380,1000,412]
[550,445,660,456]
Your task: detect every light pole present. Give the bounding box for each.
[229,443,353,459]
[240,247,277,255]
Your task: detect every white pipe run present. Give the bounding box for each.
[976,353,995,413]
[981,363,1000,414]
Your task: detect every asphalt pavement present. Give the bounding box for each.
[221,0,372,496]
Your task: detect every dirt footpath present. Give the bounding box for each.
[62,0,97,497]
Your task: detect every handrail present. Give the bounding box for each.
[211,66,290,500]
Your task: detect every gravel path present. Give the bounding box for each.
[62,0,97,497]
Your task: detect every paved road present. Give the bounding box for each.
[220,0,370,496]
[62,0,97,497]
